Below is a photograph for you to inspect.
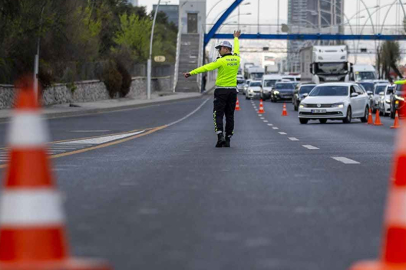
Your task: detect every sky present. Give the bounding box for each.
[139,0,405,26]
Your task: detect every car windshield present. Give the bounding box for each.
[251,73,263,80]
[396,84,406,93]
[250,82,261,87]
[355,72,376,81]
[300,85,316,94]
[264,80,278,87]
[237,79,244,84]
[375,85,387,95]
[275,83,294,90]
[309,86,348,96]
[359,83,374,92]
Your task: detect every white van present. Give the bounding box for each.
[352,64,377,81]
[261,75,283,100]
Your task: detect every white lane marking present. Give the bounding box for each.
[258,114,263,116]
[289,137,299,141]
[260,117,265,119]
[267,124,273,126]
[302,145,319,150]
[272,127,279,130]
[70,130,110,133]
[167,98,210,127]
[263,120,269,123]
[279,132,287,135]
[332,157,360,164]
[57,130,145,145]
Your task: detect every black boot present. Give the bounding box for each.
[224,135,231,147]
[215,133,226,148]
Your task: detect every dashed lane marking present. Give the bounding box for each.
[332,157,360,164]
[70,130,110,133]
[289,137,299,141]
[302,145,319,150]
[263,120,268,123]
[267,124,273,126]
[272,127,279,130]
[279,132,287,135]
[260,117,265,119]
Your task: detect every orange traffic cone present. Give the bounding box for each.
[281,103,288,116]
[258,99,265,114]
[349,109,406,270]
[390,110,400,129]
[0,77,112,270]
[235,97,241,111]
[367,108,373,125]
[374,110,383,126]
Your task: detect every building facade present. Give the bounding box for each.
[153,4,179,27]
[287,0,344,73]
[179,0,206,34]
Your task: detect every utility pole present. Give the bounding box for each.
[147,0,162,100]
[34,3,46,101]
[277,0,280,34]
[257,0,260,33]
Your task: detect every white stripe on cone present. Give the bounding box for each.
[385,187,406,226]
[7,113,49,147]
[0,189,65,226]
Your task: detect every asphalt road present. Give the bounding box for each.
[0,94,400,270]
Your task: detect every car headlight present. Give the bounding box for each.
[273,90,280,95]
[385,99,391,104]
[300,103,307,108]
[332,102,344,108]
[249,89,253,93]
[395,95,405,101]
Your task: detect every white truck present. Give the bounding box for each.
[300,45,351,84]
[245,66,265,81]
[351,64,377,81]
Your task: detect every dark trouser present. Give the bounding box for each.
[213,88,237,136]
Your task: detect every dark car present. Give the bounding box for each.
[390,82,405,118]
[292,83,316,111]
[270,82,296,102]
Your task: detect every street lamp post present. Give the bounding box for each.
[147,0,162,100]
[34,4,46,100]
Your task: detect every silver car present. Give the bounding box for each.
[372,83,388,112]
[245,81,262,100]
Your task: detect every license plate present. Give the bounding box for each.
[311,109,326,113]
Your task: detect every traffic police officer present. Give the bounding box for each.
[184,30,241,148]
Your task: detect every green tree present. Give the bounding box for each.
[112,13,151,63]
[378,41,403,79]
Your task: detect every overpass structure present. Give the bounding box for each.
[204,0,406,47]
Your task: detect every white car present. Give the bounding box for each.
[298,83,370,124]
[243,79,251,95]
[246,81,262,100]
[372,83,388,112]
[378,84,396,116]
[237,75,245,93]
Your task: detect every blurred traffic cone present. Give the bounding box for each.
[258,99,264,114]
[349,107,406,270]
[281,103,288,116]
[367,108,373,125]
[374,110,383,126]
[0,77,111,270]
[390,110,400,129]
[235,98,241,111]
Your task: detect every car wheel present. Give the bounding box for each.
[319,119,327,124]
[245,96,250,100]
[360,106,369,123]
[299,118,308,124]
[343,106,352,123]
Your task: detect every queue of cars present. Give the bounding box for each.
[237,74,405,124]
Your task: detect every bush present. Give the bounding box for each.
[116,60,132,97]
[101,60,122,98]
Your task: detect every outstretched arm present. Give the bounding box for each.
[233,30,241,56]
[184,60,223,78]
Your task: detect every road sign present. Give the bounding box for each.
[154,56,166,62]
